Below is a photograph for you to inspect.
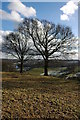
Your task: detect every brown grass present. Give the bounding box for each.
[1,71,80,119]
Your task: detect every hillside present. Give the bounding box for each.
[2,59,80,72]
[2,71,80,119]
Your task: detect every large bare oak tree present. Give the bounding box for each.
[18,18,74,76]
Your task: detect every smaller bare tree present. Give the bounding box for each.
[3,31,31,73]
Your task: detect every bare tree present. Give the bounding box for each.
[3,31,31,73]
[18,18,74,76]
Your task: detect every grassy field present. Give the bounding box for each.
[1,68,80,119]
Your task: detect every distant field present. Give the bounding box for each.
[1,69,80,119]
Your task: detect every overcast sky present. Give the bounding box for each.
[0,0,79,59]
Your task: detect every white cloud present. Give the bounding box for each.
[0,0,36,22]
[72,0,80,3]
[60,14,69,21]
[0,30,12,58]
[0,30,12,45]
[0,9,23,22]
[60,1,78,15]
[8,0,36,18]
[60,1,78,21]
[0,30,12,36]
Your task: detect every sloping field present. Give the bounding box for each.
[1,70,80,119]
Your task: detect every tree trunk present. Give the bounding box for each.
[20,59,23,73]
[44,59,48,76]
